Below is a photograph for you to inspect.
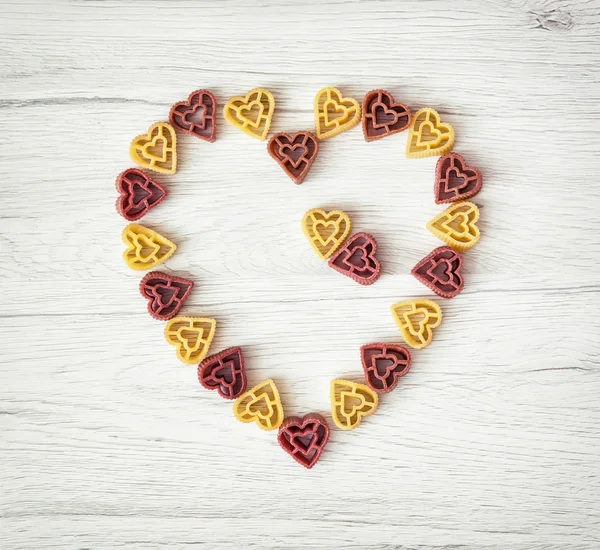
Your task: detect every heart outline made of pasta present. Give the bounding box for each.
[118,86,486,469]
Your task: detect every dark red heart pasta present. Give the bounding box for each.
[169,89,217,142]
[139,272,194,321]
[328,232,381,285]
[277,414,330,469]
[267,131,319,184]
[198,347,247,400]
[116,168,168,221]
[361,343,412,394]
[412,246,464,299]
[362,89,411,142]
[434,153,482,204]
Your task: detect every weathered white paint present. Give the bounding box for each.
[1,0,599,548]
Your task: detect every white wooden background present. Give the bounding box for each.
[1,0,600,548]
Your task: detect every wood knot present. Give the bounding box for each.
[528,9,574,32]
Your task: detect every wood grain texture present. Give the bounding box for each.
[1,0,600,548]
